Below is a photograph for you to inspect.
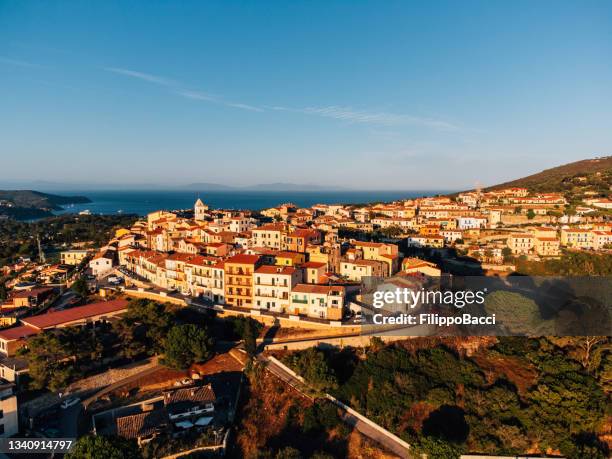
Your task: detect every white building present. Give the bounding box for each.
[253,266,302,313]
[290,284,345,320]
[0,382,18,437]
[194,198,209,221]
[89,252,114,277]
[457,216,488,230]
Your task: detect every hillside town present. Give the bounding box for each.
[77,186,611,320]
[0,182,610,458]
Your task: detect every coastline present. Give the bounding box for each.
[52,189,455,217]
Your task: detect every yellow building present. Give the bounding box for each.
[274,251,306,267]
[534,237,560,256]
[507,234,534,255]
[352,241,400,275]
[224,254,263,308]
[401,258,442,276]
[560,228,591,249]
[114,228,132,239]
[60,249,90,266]
[340,259,385,281]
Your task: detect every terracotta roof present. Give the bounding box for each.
[353,241,383,248]
[11,287,54,299]
[225,254,262,265]
[288,229,319,238]
[116,409,168,440]
[292,284,344,295]
[0,325,40,341]
[402,258,437,269]
[255,265,296,275]
[256,223,286,231]
[301,261,326,269]
[164,385,216,405]
[21,299,128,330]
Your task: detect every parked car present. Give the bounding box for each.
[173,378,193,387]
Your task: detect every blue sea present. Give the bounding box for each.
[54,190,452,216]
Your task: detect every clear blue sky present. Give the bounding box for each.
[1,1,611,190]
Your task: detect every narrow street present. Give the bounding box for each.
[259,354,413,459]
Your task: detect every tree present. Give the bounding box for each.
[0,282,6,301]
[527,209,536,219]
[163,324,213,369]
[19,330,77,391]
[275,447,302,459]
[416,436,464,459]
[242,319,259,358]
[67,435,142,459]
[114,319,147,359]
[71,277,89,297]
[286,348,337,392]
[502,247,513,262]
[118,299,174,354]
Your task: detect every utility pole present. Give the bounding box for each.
[37,234,46,264]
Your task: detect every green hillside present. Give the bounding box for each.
[486,156,612,193]
[0,190,91,219]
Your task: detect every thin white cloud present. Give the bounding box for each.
[0,56,42,68]
[104,67,176,86]
[106,66,261,112]
[175,90,217,102]
[176,90,263,112]
[104,67,459,129]
[225,102,263,112]
[288,105,458,130]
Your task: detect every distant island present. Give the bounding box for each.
[184,182,347,192]
[0,190,91,220]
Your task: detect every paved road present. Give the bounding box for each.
[52,290,79,310]
[81,360,161,408]
[260,355,412,459]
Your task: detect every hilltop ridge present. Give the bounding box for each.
[485,156,612,193]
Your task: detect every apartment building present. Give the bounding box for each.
[0,382,18,437]
[60,249,91,266]
[306,244,340,272]
[282,228,321,252]
[340,259,385,281]
[560,228,591,249]
[184,256,225,302]
[507,234,534,255]
[89,251,115,277]
[534,237,560,256]
[251,223,287,249]
[352,241,400,275]
[224,254,263,308]
[290,284,345,320]
[591,231,612,250]
[274,251,306,267]
[253,265,302,313]
[405,235,445,249]
[457,216,488,230]
[441,229,463,243]
[301,261,327,284]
